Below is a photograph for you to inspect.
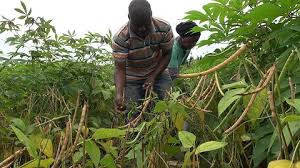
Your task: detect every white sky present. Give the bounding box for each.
[1,0,220,57]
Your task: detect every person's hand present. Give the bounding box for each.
[114,93,125,113]
[143,75,156,90]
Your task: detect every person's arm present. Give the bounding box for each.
[181,50,191,65]
[112,36,128,112]
[114,61,126,112]
[144,28,174,88]
[152,49,172,77]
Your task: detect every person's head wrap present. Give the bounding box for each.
[176,21,201,37]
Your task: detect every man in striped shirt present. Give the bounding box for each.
[112,0,174,120]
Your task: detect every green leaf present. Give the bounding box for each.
[11,118,26,132]
[18,15,26,20]
[14,8,25,14]
[100,154,116,168]
[244,3,285,24]
[222,79,248,90]
[218,88,246,115]
[86,139,100,167]
[195,141,227,154]
[290,25,300,32]
[20,1,27,13]
[184,10,208,21]
[101,90,111,100]
[182,151,193,168]
[285,99,300,113]
[197,39,215,48]
[154,101,168,113]
[253,135,271,167]
[28,8,32,15]
[215,0,229,6]
[191,26,205,33]
[92,128,126,140]
[243,88,268,124]
[279,0,293,10]
[20,158,54,168]
[72,151,83,164]
[203,3,223,20]
[169,102,187,116]
[11,125,38,158]
[178,131,196,148]
[40,139,53,158]
[283,121,300,145]
[175,113,186,131]
[30,134,53,158]
[100,142,118,158]
[281,115,300,123]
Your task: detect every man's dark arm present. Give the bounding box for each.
[143,27,173,88]
[151,49,172,77]
[114,61,126,111]
[151,27,174,78]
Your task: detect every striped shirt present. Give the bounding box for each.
[112,17,174,80]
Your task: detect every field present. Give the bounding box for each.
[1,0,300,168]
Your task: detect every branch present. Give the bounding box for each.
[0,148,25,167]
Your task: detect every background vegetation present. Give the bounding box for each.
[1,0,300,167]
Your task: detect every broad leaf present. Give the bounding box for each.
[20,158,54,168]
[100,154,116,168]
[184,10,208,21]
[222,79,248,90]
[14,8,25,14]
[92,128,126,140]
[281,115,300,123]
[283,121,300,146]
[285,99,300,113]
[72,151,83,164]
[100,141,118,158]
[182,151,193,168]
[86,139,100,167]
[195,141,227,154]
[253,135,271,167]
[30,134,53,158]
[154,101,168,113]
[11,118,26,132]
[218,88,246,115]
[175,114,185,131]
[11,125,37,158]
[243,88,268,124]
[178,131,196,148]
[244,3,286,24]
[20,1,27,13]
[40,139,53,158]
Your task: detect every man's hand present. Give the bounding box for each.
[114,93,126,113]
[143,75,156,89]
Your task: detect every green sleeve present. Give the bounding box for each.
[181,50,191,65]
[168,41,181,68]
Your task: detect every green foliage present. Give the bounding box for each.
[281,115,300,123]
[218,88,246,115]
[10,125,38,158]
[20,158,54,168]
[92,128,126,140]
[2,1,300,167]
[178,131,196,148]
[243,88,268,124]
[100,154,116,168]
[195,141,227,154]
[86,139,101,167]
[286,99,300,113]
